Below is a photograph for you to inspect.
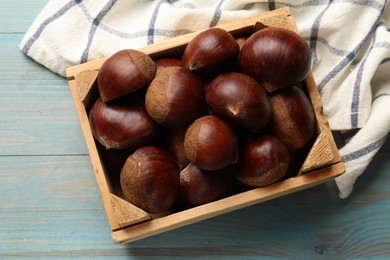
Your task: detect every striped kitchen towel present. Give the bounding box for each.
[20,0,390,198]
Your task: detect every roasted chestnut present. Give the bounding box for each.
[163,128,190,170]
[155,57,183,74]
[179,163,233,206]
[145,66,205,128]
[98,49,156,102]
[184,115,239,171]
[182,27,239,74]
[206,72,272,131]
[120,146,180,214]
[269,85,315,149]
[235,134,289,187]
[89,97,160,150]
[239,27,311,92]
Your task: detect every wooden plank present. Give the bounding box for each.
[0,155,116,256]
[0,0,48,33]
[0,156,102,210]
[0,34,88,155]
[1,0,389,257]
[0,154,389,258]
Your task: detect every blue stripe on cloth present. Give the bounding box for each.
[317,2,387,92]
[310,0,333,65]
[177,2,196,9]
[374,41,390,49]
[351,39,390,128]
[147,0,166,45]
[80,0,118,63]
[209,0,226,27]
[342,134,388,162]
[350,33,377,128]
[147,0,180,45]
[277,0,383,10]
[305,36,349,56]
[338,0,384,11]
[21,0,80,54]
[78,1,192,40]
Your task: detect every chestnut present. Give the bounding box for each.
[184,115,239,171]
[154,57,182,74]
[179,163,233,207]
[239,27,312,92]
[145,66,205,128]
[163,128,190,170]
[269,85,315,149]
[235,134,289,187]
[206,72,272,131]
[98,49,156,102]
[120,146,180,214]
[182,27,239,74]
[89,97,160,150]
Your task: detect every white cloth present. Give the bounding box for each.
[20,0,390,198]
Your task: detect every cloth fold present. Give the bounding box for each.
[20,0,390,198]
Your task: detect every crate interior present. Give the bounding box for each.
[85,26,323,219]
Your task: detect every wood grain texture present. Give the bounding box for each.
[0,0,47,33]
[0,0,389,258]
[0,34,88,155]
[0,154,389,258]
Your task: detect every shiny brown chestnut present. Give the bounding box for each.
[120,146,180,214]
[145,66,205,128]
[206,72,272,131]
[154,57,182,74]
[179,163,233,206]
[163,128,190,170]
[98,49,156,102]
[269,85,315,149]
[89,97,160,150]
[182,27,239,75]
[184,115,239,171]
[239,27,312,92]
[235,134,289,187]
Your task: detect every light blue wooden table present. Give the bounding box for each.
[1,1,389,259]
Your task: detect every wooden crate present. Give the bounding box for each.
[66,7,345,244]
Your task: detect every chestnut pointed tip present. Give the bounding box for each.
[182,27,239,75]
[205,72,272,131]
[226,104,240,116]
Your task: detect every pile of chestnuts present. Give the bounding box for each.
[88,26,316,215]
